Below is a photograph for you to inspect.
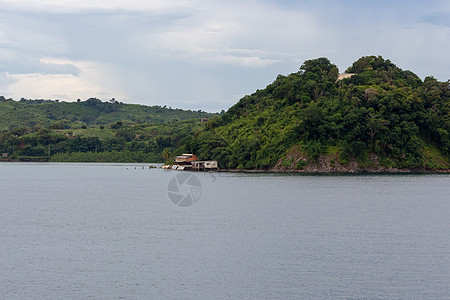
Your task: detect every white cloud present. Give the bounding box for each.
[210,53,279,68]
[0,11,68,57]
[0,0,196,13]
[0,0,449,112]
[4,59,125,101]
[144,2,317,68]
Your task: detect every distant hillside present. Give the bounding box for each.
[0,117,207,163]
[0,97,214,131]
[183,56,450,171]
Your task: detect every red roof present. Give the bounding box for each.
[175,154,198,163]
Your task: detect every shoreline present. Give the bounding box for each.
[2,160,449,174]
[219,168,450,174]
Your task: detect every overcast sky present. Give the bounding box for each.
[0,0,449,112]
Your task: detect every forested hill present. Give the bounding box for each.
[0,97,214,131]
[184,56,450,171]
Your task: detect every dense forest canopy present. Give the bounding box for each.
[0,118,207,163]
[0,97,212,131]
[0,98,214,162]
[182,56,449,170]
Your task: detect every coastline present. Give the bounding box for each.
[2,159,449,174]
[220,168,450,174]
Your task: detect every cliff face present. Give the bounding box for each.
[271,144,449,173]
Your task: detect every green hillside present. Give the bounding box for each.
[1,56,449,169]
[184,56,450,171]
[0,98,214,162]
[0,118,206,163]
[0,97,213,131]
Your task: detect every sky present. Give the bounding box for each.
[0,0,449,112]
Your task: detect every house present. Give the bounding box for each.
[165,154,219,171]
[174,154,199,165]
[201,118,209,123]
[2,153,8,158]
[191,160,219,171]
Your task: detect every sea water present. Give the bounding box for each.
[0,163,449,299]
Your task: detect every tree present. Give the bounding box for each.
[367,113,389,150]
[110,121,123,129]
[162,148,173,163]
[300,57,338,82]
[116,128,134,142]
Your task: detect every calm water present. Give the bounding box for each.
[0,163,449,299]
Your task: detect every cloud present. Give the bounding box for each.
[0,0,197,14]
[0,0,449,112]
[0,11,68,55]
[40,58,80,75]
[210,53,280,68]
[319,5,450,80]
[421,11,450,27]
[145,2,317,68]
[0,72,17,91]
[3,59,125,101]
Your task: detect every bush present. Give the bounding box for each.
[295,160,308,169]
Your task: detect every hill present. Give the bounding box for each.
[0,97,213,131]
[0,118,207,163]
[0,98,214,163]
[183,56,450,171]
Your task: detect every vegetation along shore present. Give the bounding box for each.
[1,56,449,172]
